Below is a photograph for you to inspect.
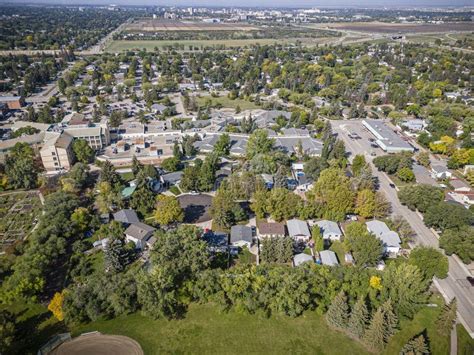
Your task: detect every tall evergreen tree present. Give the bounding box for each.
[400,334,430,355]
[347,298,369,339]
[381,300,398,343]
[363,307,386,352]
[435,298,457,336]
[131,155,143,177]
[104,231,130,273]
[326,291,349,330]
[274,166,288,189]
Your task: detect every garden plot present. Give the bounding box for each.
[0,192,42,251]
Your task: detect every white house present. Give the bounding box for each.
[125,222,156,250]
[366,220,401,255]
[314,220,343,241]
[431,164,452,180]
[287,219,311,242]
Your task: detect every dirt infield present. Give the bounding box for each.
[51,333,143,355]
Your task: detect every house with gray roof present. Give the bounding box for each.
[160,171,183,187]
[275,137,323,157]
[293,253,314,267]
[366,220,401,255]
[287,219,311,242]
[314,220,343,241]
[125,222,156,250]
[320,250,339,266]
[113,209,139,225]
[230,225,253,248]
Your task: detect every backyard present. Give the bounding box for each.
[0,191,43,252]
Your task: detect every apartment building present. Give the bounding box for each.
[40,132,74,172]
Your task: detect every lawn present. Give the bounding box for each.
[105,38,329,52]
[197,95,259,110]
[457,324,474,355]
[72,303,369,355]
[4,295,452,355]
[383,295,449,355]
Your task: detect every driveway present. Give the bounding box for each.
[178,194,213,223]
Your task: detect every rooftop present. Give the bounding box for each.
[125,222,156,241]
[257,222,286,236]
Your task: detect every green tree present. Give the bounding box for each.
[5,142,38,189]
[400,334,430,355]
[355,189,376,218]
[435,298,457,336]
[173,141,183,160]
[439,227,474,264]
[380,300,398,342]
[415,152,431,168]
[214,133,231,156]
[397,167,415,182]
[326,291,349,330]
[246,129,274,159]
[180,164,200,192]
[250,189,269,219]
[260,236,294,264]
[130,181,156,217]
[310,168,355,221]
[102,222,130,273]
[0,310,15,353]
[73,139,94,164]
[312,226,324,252]
[344,222,383,267]
[352,154,367,177]
[363,307,386,352]
[408,246,448,280]
[99,160,121,186]
[424,202,474,231]
[161,157,181,172]
[266,188,302,222]
[154,195,184,226]
[381,263,428,318]
[347,298,369,339]
[211,187,243,229]
[71,207,92,233]
[131,155,143,177]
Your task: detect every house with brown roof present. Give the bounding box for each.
[257,222,286,240]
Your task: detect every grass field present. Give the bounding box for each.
[457,324,474,355]
[105,38,332,52]
[197,96,259,110]
[3,294,453,355]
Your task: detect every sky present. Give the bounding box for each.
[1,0,472,7]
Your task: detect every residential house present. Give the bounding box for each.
[287,219,311,242]
[320,250,339,266]
[257,222,286,240]
[230,225,253,248]
[431,164,452,180]
[125,222,156,250]
[401,119,426,132]
[450,179,471,192]
[314,220,342,242]
[202,231,228,253]
[366,220,401,255]
[160,171,183,187]
[293,253,314,267]
[113,209,139,225]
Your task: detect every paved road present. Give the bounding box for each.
[332,120,474,337]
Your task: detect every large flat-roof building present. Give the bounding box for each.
[40,132,74,172]
[362,119,414,153]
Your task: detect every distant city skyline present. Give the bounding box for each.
[1,0,473,8]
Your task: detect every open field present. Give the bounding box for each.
[314,21,474,34]
[0,191,42,251]
[3,294,468,355]
[105,37,333,52]
[125,18,257,32]
[197,95,259,110]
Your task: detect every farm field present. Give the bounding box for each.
[0,191,42,251]
[105,37,333,52]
